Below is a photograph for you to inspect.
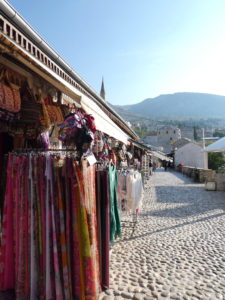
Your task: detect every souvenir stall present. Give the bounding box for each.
[0,3,143,299]
[0,65,145,299]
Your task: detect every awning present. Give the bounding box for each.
[130,139,151,152]
[0,34,81,105]
[81,96,129,144]
[204,137,225,152]
[151,151,172,162]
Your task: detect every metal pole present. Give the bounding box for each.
[202,128,205,149]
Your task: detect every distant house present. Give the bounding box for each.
[142,133,158,146]
[174,141,207,169]
[172,137,193,150]
[180,127,194,140]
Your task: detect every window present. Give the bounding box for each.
[0,19,4,31]
[6,24,10,36]
[12,29,16,41]
[18,34,22,45]
[23,39,27,48]
[28,43,31,52]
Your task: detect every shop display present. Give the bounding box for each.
[58,109,96,154]
[0,58,147,300]
[0,153,101,300]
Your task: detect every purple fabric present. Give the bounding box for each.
[96,170,110,290]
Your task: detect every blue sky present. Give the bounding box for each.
[7,0,225,105]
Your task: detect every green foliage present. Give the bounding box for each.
[208,152,225,171]
[213,130,225,138]
[133,127,149,138]
[205,141,213,146]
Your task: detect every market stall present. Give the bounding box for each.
[0,2,146,299]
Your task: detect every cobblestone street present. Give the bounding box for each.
[101,169,225,300]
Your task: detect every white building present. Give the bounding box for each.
[175,142,207,169]
[142,134,158,145]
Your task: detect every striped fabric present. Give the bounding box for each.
[0,154,101,300]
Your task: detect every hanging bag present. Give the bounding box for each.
[40,98,51,129]
[0,69,21,113]
[10,82,21,112]
[19,81,43,126]
[44,95,64,124]
[0,69,14,112]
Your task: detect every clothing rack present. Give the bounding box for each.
[119,166,141,239]
[120,212,138,238]
[13,148,76,152]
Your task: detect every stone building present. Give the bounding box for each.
[141,126,181,153]
[157,126,181,144]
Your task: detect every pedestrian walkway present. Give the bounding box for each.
[102,169,225,300]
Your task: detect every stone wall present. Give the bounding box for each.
[177,166,225,191]
[215,173,225,191]
[177,166,216,183]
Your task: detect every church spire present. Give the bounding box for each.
[100,77,106,100]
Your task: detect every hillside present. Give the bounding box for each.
[113,93,225,120]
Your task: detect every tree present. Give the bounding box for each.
[208,152,225,171]
[193,126,198,141]
[213,130,225,138]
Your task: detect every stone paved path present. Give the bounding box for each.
[100,169,225,300]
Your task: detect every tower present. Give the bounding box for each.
[100,77,105,100]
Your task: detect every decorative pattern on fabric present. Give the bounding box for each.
[0,153,100,300]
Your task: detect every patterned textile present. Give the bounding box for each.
[0,108,20,122]
[44,96,64,125]
[11,87,21,112]
[0,83,15,112]
[0,153,15,291]
[0,154,101,300]
[58,109,96,155]
[81,161,100,299]
[0,68,22,113]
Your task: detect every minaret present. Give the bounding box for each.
[100,77,106,100]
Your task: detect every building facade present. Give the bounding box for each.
[174,142,207,169]
[157,126,181,144]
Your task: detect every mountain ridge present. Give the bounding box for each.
[113,92,225,120]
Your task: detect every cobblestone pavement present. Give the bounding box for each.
[100,169,225,300]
